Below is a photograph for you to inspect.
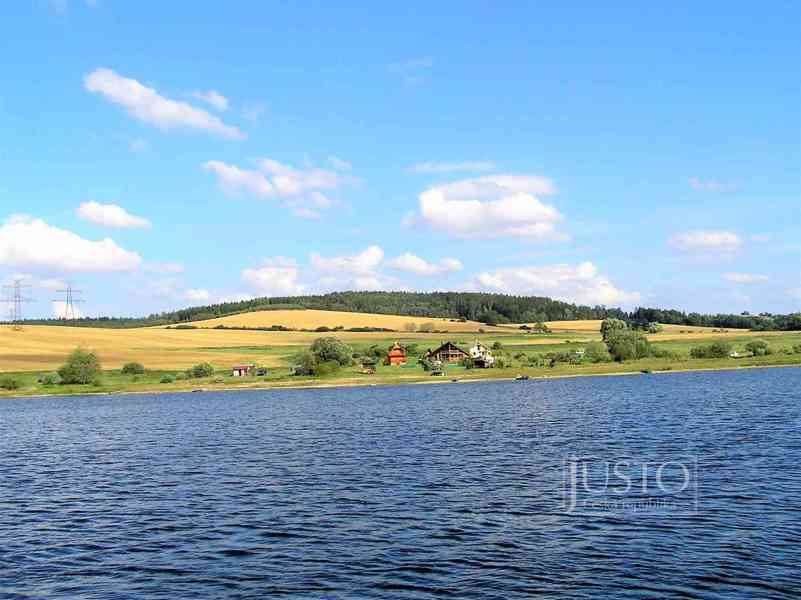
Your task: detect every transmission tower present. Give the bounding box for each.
[54,283,84,320]
[2,279,33,331]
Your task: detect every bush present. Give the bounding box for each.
[121,362,145,375]
[605,331,651,362]
[175,372,188,381]
[38,373,60,386]
[793,344,801,354]
[690,341,732,359]
[160,375,175,384]
[403,322,418,332]
[584,341,611,363]
[314,360,341,377]
[744,340,772,356]
[492,341,504,351]
[418,322,436,333]
[186,362,214,378]
[294,350,318,376]
[58,347,102,384]
[460,356,475,369]
[0,376,21,390]
[309,337,353,366]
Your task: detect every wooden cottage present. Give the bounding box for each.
[425,341,469,364]
[386,342,407,366]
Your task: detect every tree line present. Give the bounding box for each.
[17,290,801,331]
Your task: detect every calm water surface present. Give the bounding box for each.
[1,368,800,599]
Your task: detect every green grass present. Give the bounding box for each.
[2,332,800,398]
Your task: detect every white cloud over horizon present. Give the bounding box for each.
[77,201,151,229]
[242,257,306,296]
[408,174,568,241]
[0,215,142,272]
[185,288,211,302]
[473,262,641,307]
[408,161,496,174]
[723,272,769,284]
[669,230,742,254]
[388,253,463,276]
[204,157,355,219]
[85,68,245,139]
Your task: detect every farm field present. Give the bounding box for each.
[181,309,505,333]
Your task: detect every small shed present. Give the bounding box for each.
[231,364,255,377]
[387,342,407,366]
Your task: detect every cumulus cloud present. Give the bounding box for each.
[0,215,141,272]
[204,157,355,218]
[473,262,640,306]
[409,174,566,241]
[242,257,306,296]
[669,230,742,253]
[185,288,211,302]
[328,156,352,171]
[76,201,151,229]
[408,161,496,174]
[388,252,463,276]
[723,272,769,284]
[85,68,244,139]
[190,89,228,111]
[310,245,384,275]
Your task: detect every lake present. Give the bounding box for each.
[1,368,800,599]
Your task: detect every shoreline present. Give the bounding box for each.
[3,362,799,401]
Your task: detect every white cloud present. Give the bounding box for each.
[408,161,496,174]
[184,288,211,302]
[85,68,245,140]
[388,253,463,276]
[242,257,306,296]
[191,89,229,111]
[203,157,355,218]
[328,156,352,171]
[76,201,151,229]
[473,262,640,306]
[723,272,769,284]
[689,177,740,192]
[669,230,742,253]
[0,215,141,272]
[411,174,567,240]
[51,300,84,319]
[310,245,384,275]
[218,293,256,303]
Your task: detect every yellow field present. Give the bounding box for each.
[185,309,500,333]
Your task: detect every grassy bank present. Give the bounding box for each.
[2,350,800,399]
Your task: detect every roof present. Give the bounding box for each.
[428,341,468,355]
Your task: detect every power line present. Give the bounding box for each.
[54,283,84,321]
[2,279,33,331]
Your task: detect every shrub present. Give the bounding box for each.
[690,341,732,359]
[294,350,318,376]
[584,341,612,363]
[793,344,801,354]
[58,347,101,384]
[605,331,651,362]
[314,360,341,377]
[460,356,475,369]
[186,362,214,378]
[403,322,418,332]
[492,341,504,351]
[651,347,682,360]
[174,324,198,330]
[160,375,175,384]
[0,376,21,390]
[309,337,353,366]
[744,340,772,356]
[418,322,436,333]
[121,362,145,375]
[175,372,188,381]
[39,373,60,386]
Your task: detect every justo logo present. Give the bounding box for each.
[562,456,699,516]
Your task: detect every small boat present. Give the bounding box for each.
[515,374,530,381]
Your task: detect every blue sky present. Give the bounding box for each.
[1,1,799,318]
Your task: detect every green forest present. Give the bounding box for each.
[18,290,801,331]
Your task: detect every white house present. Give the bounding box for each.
[469,341,495,368]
